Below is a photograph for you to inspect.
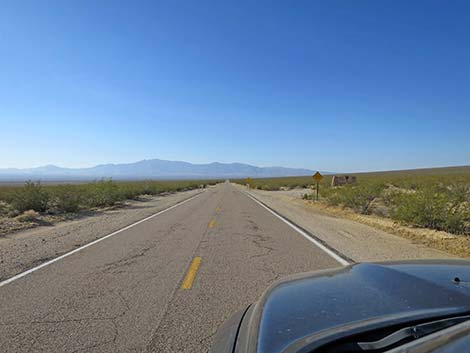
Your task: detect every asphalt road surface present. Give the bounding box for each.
[0,183,343,353]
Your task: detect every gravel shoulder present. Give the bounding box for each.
[0,189,203,281]
[238,185,457,262]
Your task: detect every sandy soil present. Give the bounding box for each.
[242,186,460,262]
[0,189,203,281]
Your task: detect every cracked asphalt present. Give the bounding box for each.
[0,183,339,353]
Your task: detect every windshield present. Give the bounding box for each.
[0,2,469,353]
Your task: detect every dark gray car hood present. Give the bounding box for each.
[234,260,470,353]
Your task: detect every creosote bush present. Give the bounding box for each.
[84,180,121,208]
[390,185,469,235]
[321,183,386,215]
[0,179,221,218]
[11,181,49,212]
[51,184,82,213]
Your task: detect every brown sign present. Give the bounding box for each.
[331,175,356,187]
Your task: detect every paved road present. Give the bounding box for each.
[0,183,341,353]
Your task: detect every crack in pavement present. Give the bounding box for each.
[2,286,132,353]
[144,191,225,352]
[99,222,184,274]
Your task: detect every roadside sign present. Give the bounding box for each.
[312,172,323,182]
[312,172,323,201]
[246,177,252,189]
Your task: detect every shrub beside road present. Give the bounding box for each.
[0,179,220,235]
[234,166,470,236]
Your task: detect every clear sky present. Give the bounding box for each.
[1,1,469,172]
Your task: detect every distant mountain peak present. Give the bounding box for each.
[0,158,316,181]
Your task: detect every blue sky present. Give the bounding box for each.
[1,1,469,172]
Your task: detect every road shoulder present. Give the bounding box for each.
[0,189,203,281]
[237,185,457,262]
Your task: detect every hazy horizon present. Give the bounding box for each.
[1,157,468,175]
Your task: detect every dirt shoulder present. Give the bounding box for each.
[239,185,463,262]
[0,189,203,281]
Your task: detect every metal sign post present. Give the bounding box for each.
[312,172,323,201]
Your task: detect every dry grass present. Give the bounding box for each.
[304,200,470,258]
[15,210,40,223]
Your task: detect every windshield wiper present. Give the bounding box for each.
[357,315,470,351]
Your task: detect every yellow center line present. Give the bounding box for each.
[208,219,216,228]
[181,256,202,290]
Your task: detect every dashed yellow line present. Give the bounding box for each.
[209,219,216,228]
[181,257,202,290]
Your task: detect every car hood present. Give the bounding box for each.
[232,260,470,353]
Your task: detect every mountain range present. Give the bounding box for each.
[0,159,317,181]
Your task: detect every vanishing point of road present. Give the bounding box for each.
[0,183,345,353]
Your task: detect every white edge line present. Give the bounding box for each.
[244,192,350,267]
[0,192,204,288]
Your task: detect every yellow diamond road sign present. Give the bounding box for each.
[312,172,323,182]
